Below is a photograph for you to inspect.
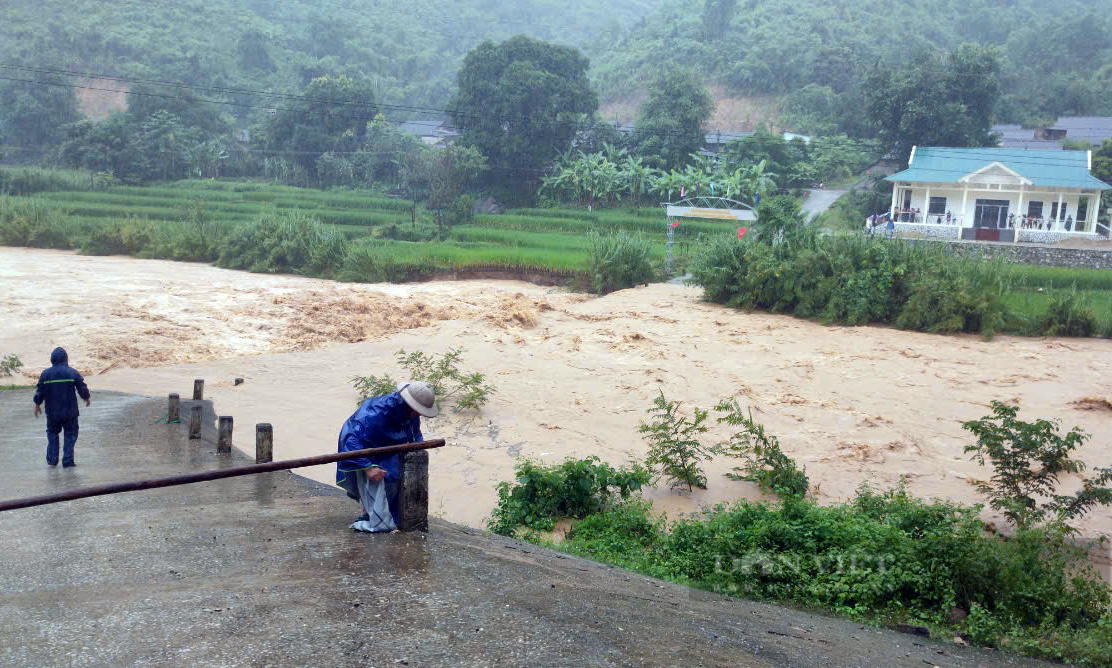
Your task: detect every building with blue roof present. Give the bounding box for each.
[883,146,1109,242]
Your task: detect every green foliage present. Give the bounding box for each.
[549,482,1112,666]
[259,74,377,177]
[1037,291,1098,337]
[639,391,713,491]
[426,145,487,233]
[451,36,598,194]
[714,398,809,498]
[0,353,23,377]
[864,44,1003,160]
[487,456,652,535]
[633,64,714,171]
[351,348,494,413]
[962,401,1112,531]
[587,228,655,295]
[216,211,347,277]
[0,196,74,249]
[689,231,1020,338]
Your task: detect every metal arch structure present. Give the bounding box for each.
[660,196,756,212]
[659,196,758,275]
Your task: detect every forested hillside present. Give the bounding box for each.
[0,0,664,116]
[592,0,1112,131]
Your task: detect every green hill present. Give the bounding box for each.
[0,0,665,117]
[590,0,1112,130]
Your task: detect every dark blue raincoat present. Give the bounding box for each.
[336,393,423,522]
[33,347,90,422]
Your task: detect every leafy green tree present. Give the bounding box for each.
[127,84,229,137]
[864,44,1002,161]
[260,73,377,176]
[450,36,597,195]
[60,114,141,181]
[0,75,80,154]
[701,0,738,41]
[427,145,488,234]
[634,64,714,171]
[135,110,201,181]
[639,390,713,491]
[963,401,1112,532]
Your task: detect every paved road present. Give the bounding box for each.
[0,389,1053,667]
[800,188,848,221]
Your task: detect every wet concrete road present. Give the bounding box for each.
[0,389,1053,667]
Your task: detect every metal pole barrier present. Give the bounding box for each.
[0,440,446,513]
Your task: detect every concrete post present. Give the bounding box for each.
[168,393,180,423]
[255,423,273,464]
[218,416,233,453]
[189,405,202,439]
[193,379,204,401]
[1055,191,1064,230]
[399,449,429,532]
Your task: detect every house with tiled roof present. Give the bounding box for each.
[884,146,1109,242]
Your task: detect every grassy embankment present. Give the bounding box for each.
[0,171,722,281]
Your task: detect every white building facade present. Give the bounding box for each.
[884,147,1110,242]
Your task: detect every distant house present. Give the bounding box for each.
[992,117,1112,150]
[884,146,1109,242]
[397,119,459,147]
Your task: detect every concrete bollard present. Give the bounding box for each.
[193,379,204,401]
[189,405,202,439]
[255,423,273,463]
[217,416,233,453]
[168,393,180,423]
[234,377,244,386]
[399,449,429,532]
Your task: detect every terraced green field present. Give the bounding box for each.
[0,174,724,280]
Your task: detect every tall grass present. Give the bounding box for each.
[0,168,100,196]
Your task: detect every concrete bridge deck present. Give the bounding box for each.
[0,389,1051,667]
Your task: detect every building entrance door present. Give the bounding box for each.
[974,199,1010,228]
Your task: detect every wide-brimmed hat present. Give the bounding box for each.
[397,381,438,418]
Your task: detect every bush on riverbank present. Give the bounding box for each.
[688,207,1110,337]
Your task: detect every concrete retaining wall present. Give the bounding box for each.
[1016,229,1104,244]
[934,241,1112,269]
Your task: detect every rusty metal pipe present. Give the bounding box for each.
[0,439,445,513]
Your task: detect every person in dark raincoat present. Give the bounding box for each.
[336,381,438,532]
[33,347,91,468]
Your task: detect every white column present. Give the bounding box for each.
[1094,194,1104,236]
[1055,191,1064,231]
[923,187,931,223]
[961,185,969,227]
[890,186,898,220]
[1015,186,1025,243]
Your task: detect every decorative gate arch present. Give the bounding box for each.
[660,196,757,275]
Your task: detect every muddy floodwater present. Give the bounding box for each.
[3,247,1110,552]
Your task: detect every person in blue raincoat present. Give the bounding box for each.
[336,381,438,532]
[33,347,91,468]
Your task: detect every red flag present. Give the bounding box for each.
[737,227,748,240]
[670,221,681,229]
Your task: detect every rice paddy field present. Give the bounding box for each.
[0,173,726,278]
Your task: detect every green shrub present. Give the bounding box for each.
[963,401,1112,531]
[714,397,809,498]
[352,347,494,413]
[217,211,346,277]
[1038,292,1098,337]
[487,456,652,535]
[0,196,73,249]
[639,391,713,491]
[81,217,156,256]
[0,353,23,377]
[588,228,655,295]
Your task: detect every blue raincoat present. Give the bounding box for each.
[336,392,423,524]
